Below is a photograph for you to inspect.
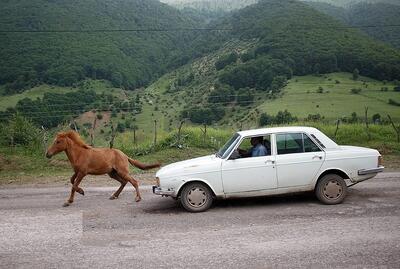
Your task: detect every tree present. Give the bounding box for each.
[215,53,238,70]
[236,88,254,106]
[259,113,274,126]
[353,68,360,80]
[372,113,381,124]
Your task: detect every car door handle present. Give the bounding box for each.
[313,155,323,160]
[265,160,275,164]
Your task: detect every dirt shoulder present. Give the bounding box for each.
[0,172,157,188]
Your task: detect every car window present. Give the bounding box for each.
[276,133,303,155]
[236,135,271,158]
[304,134,321,152]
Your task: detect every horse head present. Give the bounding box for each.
[46,132,69,158]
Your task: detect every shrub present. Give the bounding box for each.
[215,53,238,70]
[0,114,41,146]
[388,99,400,106]
[350,88,362,94]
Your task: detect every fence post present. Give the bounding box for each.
[200,123,207,144]
[133,125,138,145]
[334,119,340,139]
[387,115,400,143]
[109,123,116,149]
[177,119,186,147]
[365,106,371,141]
[90,116,97,146]
[41,126,48,154]
[153,119,157,145]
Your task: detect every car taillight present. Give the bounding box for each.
[378,156,383,167]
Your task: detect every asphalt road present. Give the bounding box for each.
[0,173,399,269]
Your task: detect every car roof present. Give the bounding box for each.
[237,126,339,149]
[237,126,318,136]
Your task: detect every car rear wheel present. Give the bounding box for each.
[315,174,347,205]
[180,182,213,212]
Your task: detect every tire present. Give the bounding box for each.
[315,174,348,205]
[180,182,214,212]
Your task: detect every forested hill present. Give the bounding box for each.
[205,0,400,84]
[1,0,400,96]
[306,1,400,48]
[0,0,202,94]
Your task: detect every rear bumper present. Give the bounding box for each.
[152,186,175,197]
[358,166,384,175]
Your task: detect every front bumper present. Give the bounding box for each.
[358,166,384,175]
[152,186,175,197]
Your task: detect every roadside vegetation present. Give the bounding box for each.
[0,113,399,184]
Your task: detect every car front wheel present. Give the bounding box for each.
[180,182,213,212]
[315,174,348,205]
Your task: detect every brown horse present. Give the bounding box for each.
[46,131,160,207]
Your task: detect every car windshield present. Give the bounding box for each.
[216,133,239,158]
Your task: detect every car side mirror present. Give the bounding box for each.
[229,150,240,160]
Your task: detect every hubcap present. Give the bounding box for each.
[323,179,343,200]
[186,187,207,208]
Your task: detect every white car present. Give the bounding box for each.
[153,126,384,212]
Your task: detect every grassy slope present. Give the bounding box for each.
[0,80,129,111]
[255,73,400,121]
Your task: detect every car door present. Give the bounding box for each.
[221,135,277,193]
[275,132,325,188]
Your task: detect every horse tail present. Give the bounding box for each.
[128,158,161,170]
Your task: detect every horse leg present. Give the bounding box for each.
[118,173,141,202]
[70,172,77,184]
[63,173,85,207]
[70,172,84,195]
[108,172,127,200]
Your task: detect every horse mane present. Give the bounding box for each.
[59,131,91,149]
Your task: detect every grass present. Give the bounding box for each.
[1,123,399,185]
[255,73,400,121]
[0,79,129,111]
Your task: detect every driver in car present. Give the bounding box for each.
[238,136,268,158]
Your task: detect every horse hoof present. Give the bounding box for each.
[135,197,141,202]
[78,190,84,196]
[109,196,117,200]
[63,202,70,207]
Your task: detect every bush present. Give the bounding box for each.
[388,99,400,106]
[96,114,103,120]
[350,88,362,94]
[306,113,324,122]
[258,110,297,126]
[215,53,238,70]
[116,122,126,133]
[259,113,274,126]
[0,114,41,146]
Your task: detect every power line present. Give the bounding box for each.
[1,24,400,34]
[0,89,389,112]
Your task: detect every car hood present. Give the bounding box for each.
[156,154,221,178]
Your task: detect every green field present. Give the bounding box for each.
[256,73,400,121]
[0,80,130,111]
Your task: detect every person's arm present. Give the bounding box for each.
[238,148,251,157]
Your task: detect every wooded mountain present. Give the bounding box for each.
[207,0,400,83]
[1,0,400,95]
[306,1,400,48]
[161,0,258,11]
[0,0,201,93]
